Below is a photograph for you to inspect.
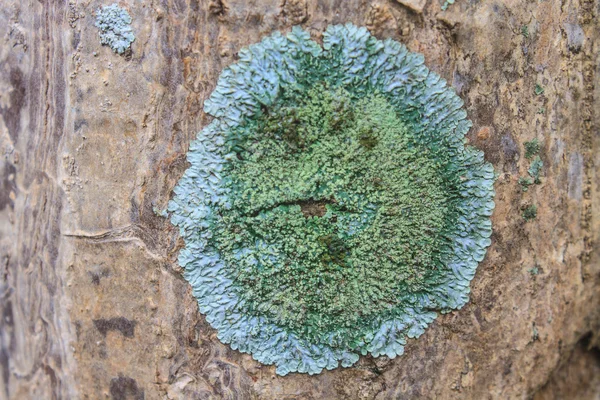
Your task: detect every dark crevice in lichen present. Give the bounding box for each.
[300,199,334,217]
[247,198,336,218]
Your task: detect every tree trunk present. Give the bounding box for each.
[0,0,598,399]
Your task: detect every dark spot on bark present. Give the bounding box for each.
[1,68,26,143]
[122,48,133,61]
[579,332,600,358]
[208,0,226,15]
[74,118,88,132]
[0,163,17,211]
[564,22,584,53]
[99,343,108,359]
[247,12,264,26]
[3,301,13,329]
[471,129,519,173]
[72,30,80,48]
[88,265,110,285]
[130,197,140,223]
[473,306,484,326]
[48,195,63,274]
[94,317,137,338]
[74,321,82,340]
[490,229,522,266]
[503,359,512,376]
[189,0,200,12]
[0,347,8,399]
[52,61,67,144]
[452,70,470,95]
[110,374,144,400]
[0,300,14,398]
[90,273,100,285]
[500,133,519,172]
[43,364,58,397]
[473,97,497,127]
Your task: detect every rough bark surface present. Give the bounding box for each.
[0,0,599,399]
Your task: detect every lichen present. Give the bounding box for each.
[528,266,539,275]
[441,0,456,11]
[169,24,495,375]
[534,84,545,96]
[523,205,538,221]
[528,156,544,184]
[519,177,533,192]
[524,138,540,160]
[95,4,135,54]
[520,140,543,191]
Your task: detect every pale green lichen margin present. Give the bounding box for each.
[95,4,135,54]
[168,24,495,375]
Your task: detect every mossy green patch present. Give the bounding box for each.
[528,156,544,183]
[523,205,538,221]
[524,138,541,160]
[519,177,533,192]
[210,86,459,339]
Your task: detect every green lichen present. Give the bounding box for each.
[528,266,539,275]
[95,4,135,54]
[535,84,545,96]
[524,138,541,160]
[169,24,495,375]
[519,177,533,192]
[523,205,538,221]
[442,0,456,10]
[521,25,530,38]
[528,156,544,183]
[212,86,459,339]
[152,206,168,218]
[520,140,542,190]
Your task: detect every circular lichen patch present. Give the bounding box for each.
[168,24,495,375]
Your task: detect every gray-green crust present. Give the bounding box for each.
[95,4,135,54]
[168,24,495,375]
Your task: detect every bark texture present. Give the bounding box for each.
[0,0,599,399]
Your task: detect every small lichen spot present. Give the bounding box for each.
[534,84,545,96]
[95,4,135,55]
[523,205,538,221]
[524,138,541,160]
[518,177,533,192]
[528,156,544,184]
[441,0,456,10]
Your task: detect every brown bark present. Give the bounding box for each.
[0,0,598,399]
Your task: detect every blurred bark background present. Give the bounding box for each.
[0,0,598,398]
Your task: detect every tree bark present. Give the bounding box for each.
[0,0,598,399]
